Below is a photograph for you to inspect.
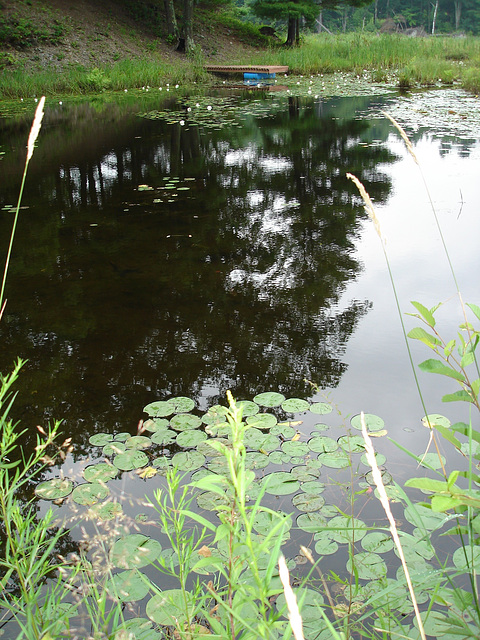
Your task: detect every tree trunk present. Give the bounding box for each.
[454,0,462,31]
[432,0,439,35]
[163,0,179,45]
[285,17,298,46]
[374,0,378,25]
[177,0,195,54]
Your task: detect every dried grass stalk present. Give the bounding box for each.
[278,554,305,640]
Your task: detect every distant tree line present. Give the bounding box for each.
[247,0,480,38]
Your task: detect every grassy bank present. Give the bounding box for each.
[1,32,480,99]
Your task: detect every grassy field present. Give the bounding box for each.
[1,30,480,99]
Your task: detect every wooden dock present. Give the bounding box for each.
[204,65,289,74]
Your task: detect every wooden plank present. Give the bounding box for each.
[204,65,289,74]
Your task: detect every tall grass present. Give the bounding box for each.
[1,33,480,98]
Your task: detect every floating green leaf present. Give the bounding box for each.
[310,402,332,415]
[246,413,277,429]
[318,450,350,468]
[313,532,338,555]
[292,493,325,512]
[143,401,174,417]
[111,534,162,569]
[35,478,73,500]
[276,588,324,623]
[176,430,207,447]
[299,480,325,494]
[71,482,109,506]
[347,552,387,580]
[171,450,205,471]
[360,452,386,467]
[113,450,149,471]
[253,392,285,407]
[114,618,162,640]
[327,516,368,543]
[264,472,300,496]
[253,510,290,535]
[297,512,327,533]
[308,436,338,453]
[361,532,394,554]
[366,469,392,486]
[169,396,195,413]
[196,490,230,511]
[338,435,365,453]
[143,418,170,432]
[281,441,310,457]
[125,435,152,450]
[83,463,118,483]
[404,504,447,531]
[103,442,126,457]
[281,398,310,413]
[89,433,114,446]
[151,429,176,445]
[237,400,260,417]
[146,589,194,626]
[107,569,151,602]
[245,451,270,469]
[351,413,385,432]
[202,405,229,425]
[452,546,480,572]
[88,501,122,521]
[170,414,202,431]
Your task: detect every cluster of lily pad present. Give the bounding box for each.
[32,390,474,637]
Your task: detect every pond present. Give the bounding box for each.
[0,82,479,637]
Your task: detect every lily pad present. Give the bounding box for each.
[338,435,365,453]
[143,418,170,432]
[253,391,285,407]
[103,442,127,456]
[404,504,447,531]
[171,450,205,471]
[107,569,151,602]
[83,463,118,483]
[176,430,207,447]
[113,619,161,640]
[196,490,230,511]
[111,534,162,569]
[308,436,338,453]
[319,450,350,468]
[151,429,176,445]
[245,451,270,469]
[350,413,385,432]
[246,413,277,429]
[89,433,114,446]
[327,516,368,543]
[276,588,324,623]
[418,453,446,470]
[71,482,109,506]
[281,398,310,413]
[360,452,386,467]
[169,396,195,413]
[361,532,394,554]
[237,400,260,417]
[253,510,291,536]
[281,440,309,457]
[125,435,152,450]
[347,552,387,580]
[113,450,149,471]
[35,478,73,500]
[264,471,300,496]
[299,480,325,495]
[452,546,480,572]
[314,533,339,555]
[143,401,174,418]
[88,501,123,521]
[170,414,202,431]
[146,589,194,626]
[292,493,325,512]
[310,402,333,415]
[202,405,229,425]
[297,512,327,533]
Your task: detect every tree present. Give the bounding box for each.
[251,0,319,45]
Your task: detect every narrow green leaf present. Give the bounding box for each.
[471,378,480,398]
[418,359,465,382]
[410,301,436,327]
[460,348,475,368]
[434,424,461,450]
[431,495,462,512]
[407,327,441,347]
[405,478,449,492]
[467,303,480,322]
[444,339,455,357]
[442,390,474,403]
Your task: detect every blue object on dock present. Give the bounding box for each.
[243,72,275,80]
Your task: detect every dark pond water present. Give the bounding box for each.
[1,85,479,635]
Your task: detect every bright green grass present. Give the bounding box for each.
[1,33,480,98]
